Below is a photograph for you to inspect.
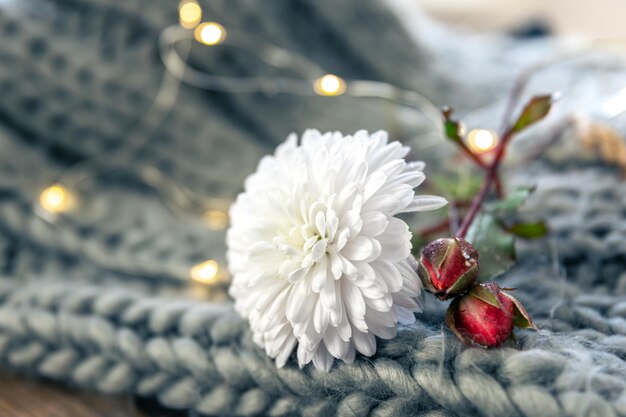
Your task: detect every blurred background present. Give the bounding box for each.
[412,0,626,39]
[0,0,625,415]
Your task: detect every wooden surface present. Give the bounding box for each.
[0,372,187,417]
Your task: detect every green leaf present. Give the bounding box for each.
[512,95,552,133]
[507,221,549,239]
[502,292,538,330]
[468,284,501,308]
[487,186,535,218]
[444,264,479,298]
[466,213,516,281]
[445,120,462,143]
[442,107,463,143]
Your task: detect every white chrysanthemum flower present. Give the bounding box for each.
[227,130,447,371]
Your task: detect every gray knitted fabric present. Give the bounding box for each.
[0,0,625,416]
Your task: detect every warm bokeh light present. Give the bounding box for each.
[178,0,202,29]
[190,259,220,284]
[458,122,467,137]
[194,22,226,46]
[313,74,347,96]
[203,209,228,230]
[467,129,498,153]
[39,184,75,213]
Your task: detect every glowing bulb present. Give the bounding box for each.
[194,22,226,46]
[203,209,228,230]
[39,184,74,213]
[190,259,220,284]
[178,0,202,29]
[467,129,498,153]
[313,74,346,96]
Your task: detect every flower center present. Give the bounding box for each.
[274,196,351,283]
[300,201,339,263]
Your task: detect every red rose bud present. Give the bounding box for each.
[417,237,479,300]
[446,282,538,348]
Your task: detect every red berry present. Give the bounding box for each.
[417,237,479,300]
[446,282,537,348]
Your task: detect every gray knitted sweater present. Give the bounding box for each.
[0,0,624,416]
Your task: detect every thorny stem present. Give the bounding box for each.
[455,75,528,238]
[456,140,489,169]
[455,128,513,238]
[423,69,534,239]
[457,137,504,198]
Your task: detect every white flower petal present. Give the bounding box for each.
[342,236,378,261]
[360,211,389,237]
[336,306,352,342]
[406,160,425,171]
[323,326,349,359]
[364,293,393,312]
[393,289,421,311]
[394,305,417,324]
[341,280,366,318]
[366,306,397,327]
[320,275,337,312]
[310,239,328,262]
[354,262,376,283]
[340,256,358,279]
[363,171,388,201]
[311,258,328,293]
[286,281,314,323]
[227,130,444,371]
[335,228,350,251]
[353,330,376,356]
[312,342,334,372]
[288,266,310,283]
[360,279,388,299]
[362,194,400,214]
[329,252,343,280]
[392,170,425,188]
[366,320,397,340]
[378,159,406,178]
[297,341,315,368]
[403,195,448,212]
[315,211,326,237]
[276,337,299,366]
[313,299,329,334]
[372,261,403,293]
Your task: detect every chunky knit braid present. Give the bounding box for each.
[0,164,625,414]
[0,266,624,417]
[1,0,625,415]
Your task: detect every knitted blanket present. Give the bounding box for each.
[0,0,625,416]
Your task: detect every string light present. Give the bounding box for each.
[203,209,228,230]
[178,0,202,29]
[190,259,221,284]
[313,74,347,96]
[38,184,75,213]
[29,15,626,286]
[466,129,499,153]
[194,22,226,46]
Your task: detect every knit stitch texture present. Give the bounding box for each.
[0,0,625,416]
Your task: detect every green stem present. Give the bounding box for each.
[456,128,513,239]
